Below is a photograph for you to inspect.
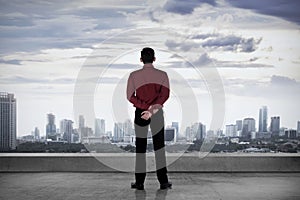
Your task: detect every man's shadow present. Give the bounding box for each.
[135,189,168,200]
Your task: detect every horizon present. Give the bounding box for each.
[0,1,299,136]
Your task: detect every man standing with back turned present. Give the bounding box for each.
[127,47,172,190]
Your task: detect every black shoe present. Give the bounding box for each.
[131,182,144,190]
[160,182,172,190]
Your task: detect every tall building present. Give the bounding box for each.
[236,120,243,131]
[34,127,40,140]
[192,122,206,141]
[259,106,268,132]
[242,118,255,139]
[171,122,179,138]
[60,119,73,143]
[95,118,105,136]
[123,119,134,136]
[270,116,280,137]
[46,113,56,140]
[297,121,300,137]
[225,124,237,137]
[165,127,176,143]
[0,92,17,151]
[79,115,85,129]
[114,122,124,142]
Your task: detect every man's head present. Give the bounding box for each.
[140,47,155,64]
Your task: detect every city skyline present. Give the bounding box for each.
[0,1,299,136]
[15,103,300,138]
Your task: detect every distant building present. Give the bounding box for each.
[242,118,255,140]
[191,122,206,141]
[0,93,17,151]
[79,115,85,129]
[280,127,287,136]
[60,119,73,143]
[95,118,105,137]
[114,122,124,142]
[270,116,280,137]
[285,129,297,139]
[297,121,300,137]
[34,127,40,140]
[171,122,179,138]
[46,113,56,141]
[225,124,237,137]
[236,120,243,131]
[165,127,176,144]
[259,106,268,133]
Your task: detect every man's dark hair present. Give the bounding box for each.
[141,47,155,64]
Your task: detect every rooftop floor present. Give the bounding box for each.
[0,172,299,200]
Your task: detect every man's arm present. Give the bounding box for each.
[126,73,148,108]
[148,73,170,114]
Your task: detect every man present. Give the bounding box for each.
[127,47,172,190]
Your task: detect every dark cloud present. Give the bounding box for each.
[226,0,300,25]
[202,35,262,52]
[163,0,217,15]
[166,34,261,53]
[0,58,21,65]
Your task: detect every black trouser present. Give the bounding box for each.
[134,107,169,185]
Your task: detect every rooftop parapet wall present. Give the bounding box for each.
[0,153,299,172]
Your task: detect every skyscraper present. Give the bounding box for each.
[34,127,40,140]
[259,106,268,132]
[236,120,243,131]
[225,124,237,137]
[297,121,300,137]
[95,118,105,136]
[46,113,56,140]
[60,119,73,143]
[0,92,17,151]
[242,118,255,139]
[192,122,205,141]
[171,122,179,138]
[79,115,85,129]
[270,116,280,137]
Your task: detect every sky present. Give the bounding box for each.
[0,0,300,137]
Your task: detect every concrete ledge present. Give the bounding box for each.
[1,153,300,172]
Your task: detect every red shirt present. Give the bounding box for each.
[127,63,170,111]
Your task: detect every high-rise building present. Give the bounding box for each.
[171,122,179,138]
[192,122,205,141]
[297,121,300,137]
[0,92,17,151]
[79,115,85,129]
[236,120,243,131]
[165,127,176,143]
[60,119,73,143]
[114,122,124,142]
[285,129,297,139]
[95,118,105,136]
[270,116,280,137]
[123,119,133,136]
[225,124,237,137]
[242,118,255,139]
[34,127,40,140]
[46,113,56,140]
[259,106,268,132]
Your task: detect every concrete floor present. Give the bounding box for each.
[0,173,299,200]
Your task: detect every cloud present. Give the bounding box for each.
[226,0,300,25]
[202,35,262,52]
[166,33,261,53]
[270,75,299,86]
[224,75,300,98]
[163,0,217,15]
[165,39,199,51]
